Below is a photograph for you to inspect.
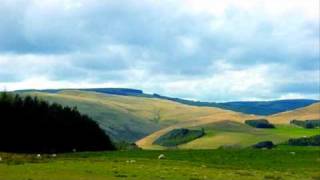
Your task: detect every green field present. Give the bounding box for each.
[1,147,320,180]
[180,123,320,149]
[145,121,320,149]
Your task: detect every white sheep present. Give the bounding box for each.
[158,154,165,159]
[290,152,296,155]
[0,157,2,161]
[36,154,41,158]
[51,154,57,157]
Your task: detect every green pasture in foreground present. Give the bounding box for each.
[0,146,319,180]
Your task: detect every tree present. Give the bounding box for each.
[0,92,115,153]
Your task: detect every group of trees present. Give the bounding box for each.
[245,119,275,128]
[153,128,205,147]
[287,135,320,146]
[290,120,320,129]
[0,92,115,153]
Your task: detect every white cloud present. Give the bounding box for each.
[0,0,319,101]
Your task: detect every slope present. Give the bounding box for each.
[267,103,320,124]
[21,90,259,143]
[137,103,320,149]
[16,88,319,115]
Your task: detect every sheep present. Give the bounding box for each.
[51,154,57,157]
[158,154,166,159]
[290,152,296,155]
[36,154,41,158]
[0,157,2,161]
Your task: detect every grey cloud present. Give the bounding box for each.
[0,0,319,100]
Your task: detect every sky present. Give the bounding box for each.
[0,0,319,102]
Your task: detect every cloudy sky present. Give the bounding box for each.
[0,0,319,101]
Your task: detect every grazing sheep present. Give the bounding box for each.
[52,154,57,157]
[0,157,2,161]
[290,152,296,155]
[158,154,166,159]
[72,148,77,152]
[37,154,41,158]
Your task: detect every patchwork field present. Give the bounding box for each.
[1,147,320,180]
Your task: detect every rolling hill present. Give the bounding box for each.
[17,88,319,115]
[267,103,320,123]
[19,90,259,143]
[17,89,319,150]
[137,103,320,149]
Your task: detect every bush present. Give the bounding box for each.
[153,128,205,147]
[252,141,275,149]
[114,141,141,150]
[0,92,115,153]
[287,135,320,146]
[290,120,320,129]
[245,119,275,128]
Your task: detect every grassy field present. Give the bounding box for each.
[137,104,320,149]
[0,147,319,180]
[139,120,320,149]
[179,122,320,149]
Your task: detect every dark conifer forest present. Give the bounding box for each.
[0,92,115,153]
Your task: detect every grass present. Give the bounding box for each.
[268,103,320,123]
[0,147,319,180]
[137,104,320,149]
[145,121,320,149]
[181,123,320,149]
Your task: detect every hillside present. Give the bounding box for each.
[17,88,319,115]
[267,103,320,123]
[19,90,320,149]
[20,90,259,143]
[137,103,320,149]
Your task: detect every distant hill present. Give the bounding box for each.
[152,94,319,116]
[15,88,319,115]
[217,100,319,116]
[268,103,320,123]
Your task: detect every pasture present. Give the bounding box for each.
[0,146,320,180]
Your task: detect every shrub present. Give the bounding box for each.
[153,128,205,147]
[0,92,115,153]
[245,119,275,128]
[287,135,320,146]
[252,141,275,149]
[114,141,141,150]
[290,120,320,129]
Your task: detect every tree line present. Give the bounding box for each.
[0,92,115,153]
